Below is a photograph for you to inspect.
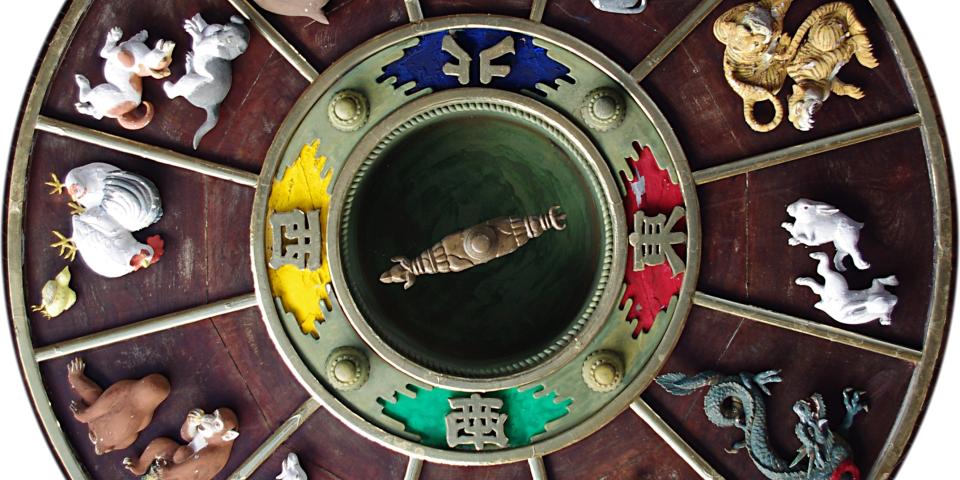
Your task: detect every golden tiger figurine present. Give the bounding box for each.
[786,2,879,131]
[713,0,795,132]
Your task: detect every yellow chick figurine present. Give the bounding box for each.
[31,267,77,318]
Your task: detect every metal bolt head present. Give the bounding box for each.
[334,98,359,120]
[328,90,370,132]
[333,359,358,383]
[582,350,624,393]
[594,362,617,385]
[579,88,625,132]
[593,96,618,120]
[326,347,370,391]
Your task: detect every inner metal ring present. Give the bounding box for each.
[328,88,626,391]
[251,14,701,465]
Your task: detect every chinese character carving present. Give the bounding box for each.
[445,393,508,450]
[441,35,471,85]
[629,206,686,275]
[479,36,514,84]
[269,209,322,270]
[441,34,515,85]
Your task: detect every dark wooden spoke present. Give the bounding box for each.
[530,0,549,22]
[405,0,425,22]
[227,398,322,480]
[630,400,724,480]
[36,116,258,187]
[226,0,319,81]
[34,294,258,362]
[693,114,922,185]
[694,291,922,363]
[630,0,723,82]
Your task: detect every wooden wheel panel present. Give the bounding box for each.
[4,1,950,479]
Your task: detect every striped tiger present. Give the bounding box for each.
[786,2,879,131]
[714,0,796,132]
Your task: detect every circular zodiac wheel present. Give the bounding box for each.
[3,1,951,479]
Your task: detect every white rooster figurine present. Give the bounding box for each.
[47,163,164,278]
[277,453,308,480]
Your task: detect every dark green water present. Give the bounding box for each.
[346,111,605,376]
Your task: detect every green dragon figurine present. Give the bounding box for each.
[656,370,867,480]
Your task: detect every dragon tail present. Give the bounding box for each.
[655,371,723,396]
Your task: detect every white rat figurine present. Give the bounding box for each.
[277,453,308,480]
[75,27,175,130]
[781,198,870,271]
[590,0,648,14]
[796,252,898,326]
[163,14,250,149]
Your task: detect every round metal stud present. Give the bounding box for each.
[582,350,624,393]
[326,347,370,391]
[463,225,497,261]
[579,87,625,132]
[328,90,369,132]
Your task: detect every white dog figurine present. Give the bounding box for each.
[75,27,175,130]
[276,452,308,480]
[796,252,898,326]
[163,14,250,149]
[590,0,647,14]
[781,198,870,271]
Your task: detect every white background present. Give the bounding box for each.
[0,1,955,478]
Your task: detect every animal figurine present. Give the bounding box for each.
[47,164,164,278]
[124,408,240,480]
[590,0,647,15]
[277,452,308,480]
[254,0,329,24]
[796,252,898,326]
[75,27,175,130]
[51,209,164,278]
[163,14,250,149]
[656,370,867,480]
[31,266,77,319]
[52,163,163,231]
[380,206,567,290]
[714,0,795,132]
[786,2,878,131]
[66,358,171,455]
[781,198,869,272]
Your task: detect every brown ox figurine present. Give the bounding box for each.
[66,358,170,455]
[123,408,240,480]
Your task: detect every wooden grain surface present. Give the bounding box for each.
[420,0,533,18]
[543,0,702,70]
[259,0,409,72]
[644,306,915,479]
[248,406,410,480]
[13,0,934,478]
